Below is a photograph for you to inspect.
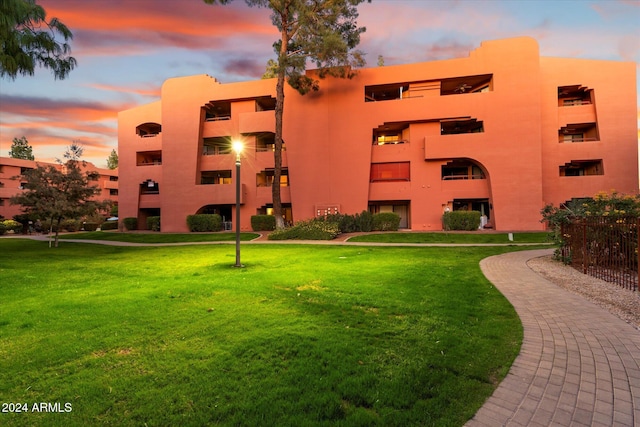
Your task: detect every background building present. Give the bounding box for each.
[0,156,118,220]
[118,37,638,233]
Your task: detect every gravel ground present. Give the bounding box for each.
[527,255,640,331]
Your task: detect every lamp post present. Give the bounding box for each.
[232,140,244,268]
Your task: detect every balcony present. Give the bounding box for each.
[239,110,275,134]
[201,183,246,205]
[103,180,119,190]
[136,151,162,166]
[441,178,490,197]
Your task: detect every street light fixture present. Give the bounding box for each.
[232,140,244,268]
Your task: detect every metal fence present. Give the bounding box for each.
[561,216,638,291]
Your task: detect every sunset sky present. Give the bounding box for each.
[0,0,638,168]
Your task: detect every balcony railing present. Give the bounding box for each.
[442,174,485,180]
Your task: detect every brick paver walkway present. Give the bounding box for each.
[465,249,640,427]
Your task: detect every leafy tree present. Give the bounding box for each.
[106,149,118,169]
[204,0,369,228]
[0,0,77,80]
[10,143,108,247]
[8,136,34,160]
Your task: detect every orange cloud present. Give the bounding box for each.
[40,0,277,56]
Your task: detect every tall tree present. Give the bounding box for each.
[8,136,35,160]
[106,149,118,170]
[204,0,369,228]
[10,143,107,247]
[0,0,77,80]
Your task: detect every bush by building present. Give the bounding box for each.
[83,222,99,231]
[61,219,82,232]
[123,217,138,231]
[372,212,401,231]
[101,221,118,230]
[186,214,222,232]
[268,219,340,240]
[251,215,276,231]
[2,219,23,233]
[442,211,481,231]
[147,216,161,231]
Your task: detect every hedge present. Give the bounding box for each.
[442,211,481,231]
[187,214,222,232]
[61,219,82,232]
[101,221,118,230]
[147,216,161,231]
[372,212,401,231]
[123,217,138,231]
[268,219,340,240]
[251,215,276,231]
[83,222,99,232]
[2,219,23,233]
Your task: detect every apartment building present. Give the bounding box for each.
[0,156,118,220]
[118,37,638,233]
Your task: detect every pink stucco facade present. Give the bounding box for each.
[0,156,118,220]
[118,37,638,233]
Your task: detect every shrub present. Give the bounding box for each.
[356,210,374,232]
[147,216,161,231]
[372,212,401,231]
[41,219,58,232]
[2,219,23,233]
[0,223,6,235]
[61,219,82,232]
[442,211,481,231]
[268,219,340,240]
[101,221,118,231]
[251,215,276,231]
[83,222,99,231]
[123,217,138,231]
[187,214,222,232]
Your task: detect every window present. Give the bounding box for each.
[370,162,410,182]
[109,189,119,196]
[440,74,493,96]
[255,96,276,112]
[140,180,159,194]
[559,123,598,143]
[20,167,32,174]
[256,169,289,187]
[109,176,118,182]
[441,119,484,135]
[136,122,161,137]
[364,83,409,102]
[441,160,485,180]
[0,198,4,206]
[203,137,232,155]
[560,160,603,176]
[558,85,592,106]
[136,151,162,166]
[201,170,232,185]
[204,101,231,121]
[256,133,276,152]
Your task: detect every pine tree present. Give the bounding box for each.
[204,0,369,228]
[8,136,35,160]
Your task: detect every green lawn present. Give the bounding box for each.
[0,239,537,426]
[348,231,551,244]
[58,231,260,243]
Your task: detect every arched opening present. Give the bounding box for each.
[136,122,162,137]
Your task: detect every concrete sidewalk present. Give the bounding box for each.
[465,249,640,427]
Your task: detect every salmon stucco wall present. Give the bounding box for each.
[118,37,638,233]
